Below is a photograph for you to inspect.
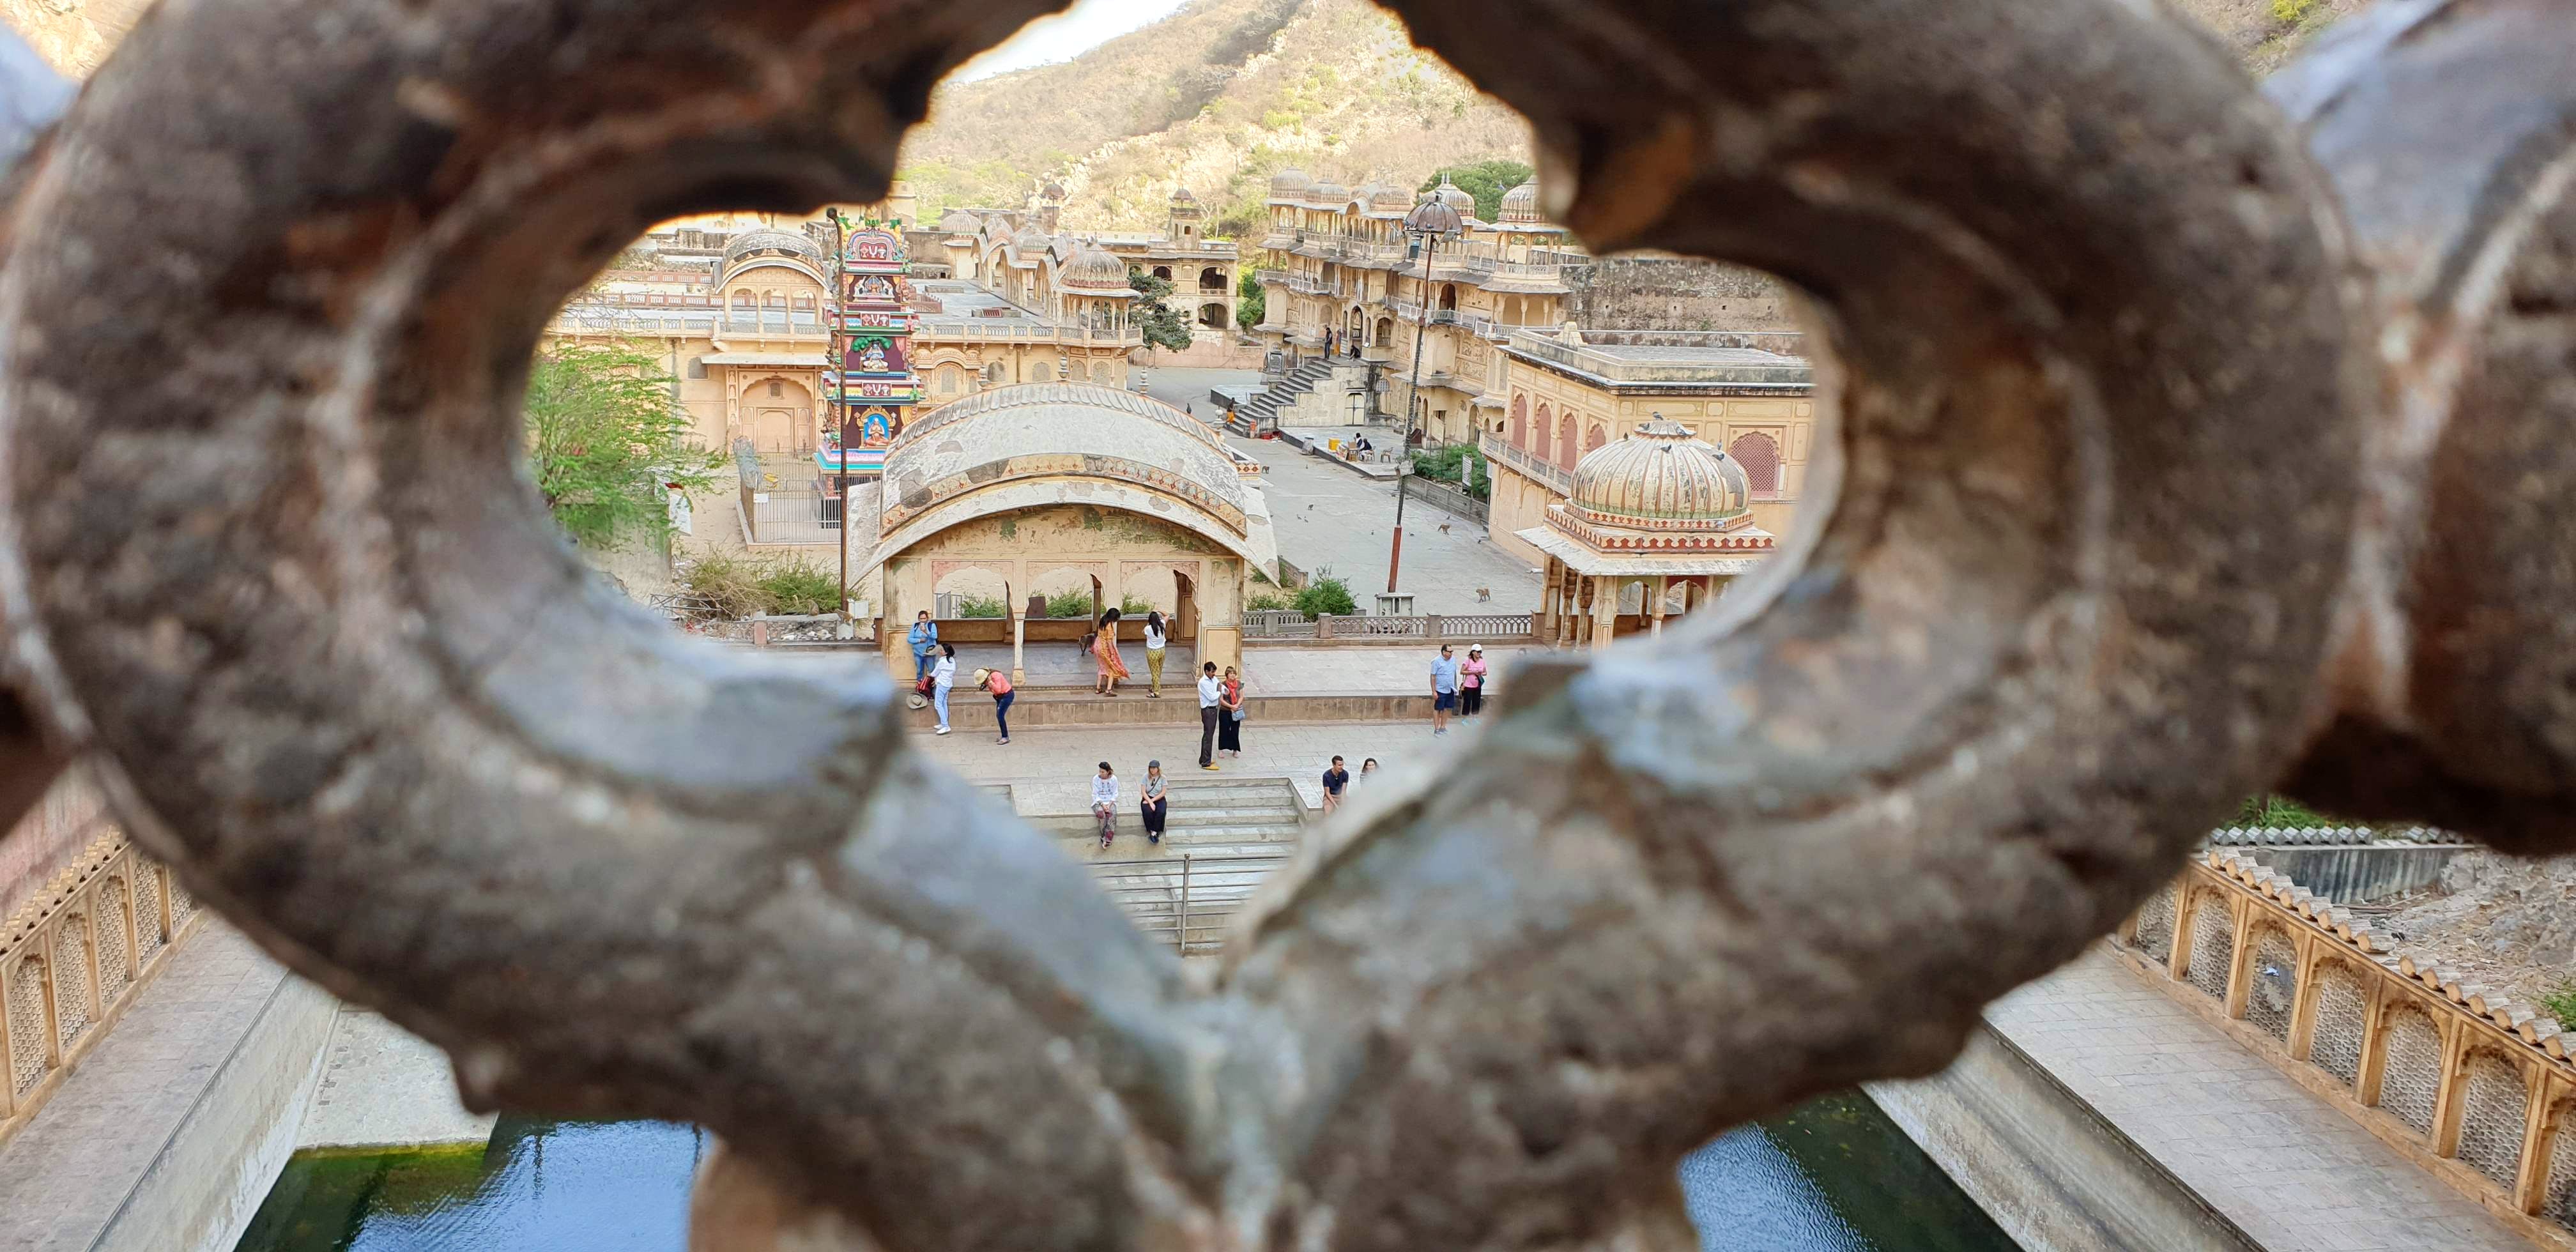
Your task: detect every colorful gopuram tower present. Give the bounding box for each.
[822,224,919,483]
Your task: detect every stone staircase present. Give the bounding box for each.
[1229,356,1377,433]
[1029,777,1307,952]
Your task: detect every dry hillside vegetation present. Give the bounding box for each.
[899,0,1528,233]
[898,0,2377,235]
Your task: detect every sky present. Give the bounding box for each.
[954,0,1193,81]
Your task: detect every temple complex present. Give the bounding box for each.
[1519,421,1776,649]
[1250,171,1798,447]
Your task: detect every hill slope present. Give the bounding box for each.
[898,0,1530,234]
[899,0,2379,235]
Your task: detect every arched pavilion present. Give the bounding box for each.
[1516,420,1777,649]
[847,383,1276,683]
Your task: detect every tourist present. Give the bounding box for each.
[1360,757,1379,784]
[908,610,939,682]
[1093,607,1130,697]
[1218,665,1245,758]
[931,643,958,736]
[1091,761,1118,848]
[1459,644,1489,719]
[976,666,1014,745]
[1143,610,1169,698]
[1197,662,1223,771]
[1140,761,1168,845]
[1429,644,1460,735]
[1321,755,1350,814]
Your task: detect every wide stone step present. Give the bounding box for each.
[1048,823,1303,846]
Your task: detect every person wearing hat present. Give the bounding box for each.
[1139,760,1169,844]
[976,666,1015,745]
[1459,644,1489,719]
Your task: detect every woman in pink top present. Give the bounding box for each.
[1458,644,1489,718]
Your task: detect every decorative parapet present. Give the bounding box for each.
[2202,825,2463,847]
[0,819,203,1141]
[2120,850,2576,1242]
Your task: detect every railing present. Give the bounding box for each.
[1088,853,1287,956]
[1480,429,1572,493]
[3,819,200,1135]
[739,488,838,546]
[1403,475,1489,525]
[2120,850,2576,1241]
[910,319,1142,347]
[1241,611,1534,642]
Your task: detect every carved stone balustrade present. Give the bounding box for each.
[0,0,2560,1248]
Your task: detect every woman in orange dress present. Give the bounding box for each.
[1093,608,1130,696]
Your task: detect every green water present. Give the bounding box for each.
[236,1094,2015,1251]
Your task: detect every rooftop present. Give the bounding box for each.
[1503,329,1815,391]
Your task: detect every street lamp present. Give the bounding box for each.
[1386,181,1465,596]
[825,208,850,623]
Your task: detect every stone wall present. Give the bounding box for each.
[0,761,105,922]
[2119,852,2576,1247]
[1562,257,1800,332]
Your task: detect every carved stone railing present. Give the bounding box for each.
[2121,852,2576,1243]
[0,0,2564,1248]
[1,819,199,1137]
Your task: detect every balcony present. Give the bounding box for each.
[1480,429,1572,494]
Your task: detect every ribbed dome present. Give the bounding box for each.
[1365,182,1413,211]
[1039,181,1070,201]
[937,209,980,234]
[1499,176,1541,222]
[1170,186,1198,203]
[1309,181,1349,204]
[1567,421,1750,529]
[1269,167,1312,191]
[1430,175,1475,217]
[1059,244,1132,290]
[1010,225,1050,254]
[722,228,824,267]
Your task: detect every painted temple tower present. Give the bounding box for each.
[823,224,920,483]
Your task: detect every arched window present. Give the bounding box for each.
[1067,360,1089,383]
[1534,402,1552,457]
[1509,396,1527,449]
[1586,423,1607,454]
[1030,360,1052,383]
[939,364,962,395]
[1557,415,1577,468]
[1728,432,1783,496]
[1439,284,1458,312]
[985,362,1006,385]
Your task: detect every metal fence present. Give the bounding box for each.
[1403,476,1490,526]
[739,488,837,546]
[1088,853,1287,956]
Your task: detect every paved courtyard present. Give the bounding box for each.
[913,714,1472,814]
[1142,367,1544,618]
[1986,947,2527,1252]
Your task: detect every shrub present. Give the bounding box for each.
[954,595,1007,619]
[678,554,839,618]
[1045,590,1096,619]
[2232,795,2343,830]
[1247,592,1294,612]
[678,554,767,620]
[2547,984,2576,1029]
[1294,576,1358,618]
[755,560,839,616]
[1119,592,1158,617]
[1410,443,1488,500]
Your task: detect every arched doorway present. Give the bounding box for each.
[1199,303,1229,328]
[1198,266,1225,292]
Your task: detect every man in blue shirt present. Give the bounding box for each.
[908,611,939,682]
[1429,644,1460,736]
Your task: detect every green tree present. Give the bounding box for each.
[523,341,723,551]
[1418,158,1535,221]
[1127,268,1196,353]
[1294,576,1358,617]
[1236,268,1266,332]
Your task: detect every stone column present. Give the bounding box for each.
[1590,576,1617,652]
[1010,562,1027,686]
[1574,577,1596,650]
[1537,557,1560,641]
[1648,576,1668,637]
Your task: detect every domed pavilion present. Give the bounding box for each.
[1514,419,1777,649]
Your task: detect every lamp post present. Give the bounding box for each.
[1386,185,1464,596]
[825,208,850,623]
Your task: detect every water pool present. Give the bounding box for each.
[236,1094,2015,1251]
